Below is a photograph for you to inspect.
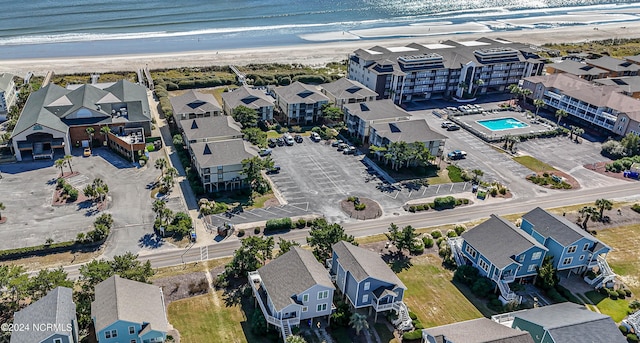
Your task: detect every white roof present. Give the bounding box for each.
[458,40,491,46]
[387,46,419,52]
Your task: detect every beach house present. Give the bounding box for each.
[248,247,335,341]
[221,85,275,121]
[169,89,221,129]
[544,60,608,81]
[343,100,411,144]
[189,138,256,193]
[320,77,378,109]
[421,318,534,343]
[272,81,329,125]
[179,115,243,150]
[369,118,447,158]
[10,287,79,343]
[91,275,168,343]
[585,56,640,78]
[0,73,17,118]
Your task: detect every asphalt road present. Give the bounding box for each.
[55,180,640,280]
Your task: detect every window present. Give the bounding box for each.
[532,252,542,260]
[111,329,118,338]
[362,294,369,303]
[465,245,477,258]
[364,282,370,291]
[53,339,62,343]
[318,290,329,300]
[583,243,590,251]
[567,246,577,254]
[302,306,308,312]
[302,294,309,302]
[129,326,135,335]
[105,331,111,339]
[478,259,489,272]
[579,255,585,261]
[317,303,327,312]
[131,340,137,343]
[563,257,573,265]
[527,265,537,272]
[518,255,525,263]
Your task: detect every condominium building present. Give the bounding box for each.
[348,37,544,104]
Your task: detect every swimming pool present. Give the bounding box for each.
[477,117,529,131]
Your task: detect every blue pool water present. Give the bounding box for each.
[477,118,529,131]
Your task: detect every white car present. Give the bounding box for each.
[310,132,321,142]
[284,134,295,146]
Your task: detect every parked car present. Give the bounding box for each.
[83,147,91,157]
[337,143,349,151]
[343,146,356,155]
[259,148,272,157]
[294,134,303,143]
[447,125,461,131]
[276,138,285,146]
[268,138,277,148]
[331,139,344,147]
[310,132,321,142]
[266,165,281,174]
[441,121,454,128]
[447,150,467,160]
[284,134,295,146]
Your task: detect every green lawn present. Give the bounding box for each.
[446,165,464,183]
[397,254,484,327]
[427,168,452,185]
[597,223,640,296]
[584,291,631,322]
[512,156,556,173]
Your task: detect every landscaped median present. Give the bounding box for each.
[514,155,579,189]
[406,196,470,213]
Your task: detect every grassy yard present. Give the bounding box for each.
[427,168,452,185]
[397,254,484,327]
[446,165,464,183]
[596,223,640,296]
[512,155,556,173]
[584,291,631,322]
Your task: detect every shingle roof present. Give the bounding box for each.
[0,73,15,92]
[522,207,607,247]
[181,115,242,142]
[422,318,534,343]
[169,89,221,115]
[273,81,329,104]
[546,60,608,77]
[586,56,640,73]
[190,138,256,167]
[462,215,547,269]
[594,76,640,94]
[11,287,76,343]
[332,241,406,288]
[626,54,640,64]
[258,247,335,311]
[343,100,410,121]
[221,85,274,111]
[371,119,447,144]
[321,77,378,100]
[91,275,168,334]
[512,303,626,343]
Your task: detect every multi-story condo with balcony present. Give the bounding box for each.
[347,37,544,104]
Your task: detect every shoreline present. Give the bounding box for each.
[2,21,640,76]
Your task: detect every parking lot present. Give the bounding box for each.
[0,147,162,251]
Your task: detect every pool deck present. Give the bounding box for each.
[453,110,556,141]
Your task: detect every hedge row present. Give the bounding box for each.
[265,217,293,232]
[408,198,469,212]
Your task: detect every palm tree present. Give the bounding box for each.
[349,312,369,336]
[55,159,66,177]
[579,206,599,231]
[472,79,484,97]
[86,127,95,147]
[285,335,308,343]
[152,200,166,218]
[100,126,111,146]
[507,84,521,104]
[63,155,74,174]
[471,169,484,183]
[165,167,178,179]
[0,202,5,220]
[595,199,613,222]
[573,127,584,143]
[520,88,532,104]
[568,125,576,141]
[154,157,168,177]
[555,109,568,127]
[533,99,545,120]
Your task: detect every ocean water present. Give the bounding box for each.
[0,0,638,59]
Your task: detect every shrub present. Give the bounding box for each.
[446,230,457,238]
[265,217,293,232]
[598,287,610,296]
[471,277,494,298]
[454,225,466,236]
[624,289,632,297]
[628,333,639,343]
[547,288,567,303]
[56,178,66,189]
[619,325,629,335]
[296,218,307,229]
[410,242,424,255]
[431,230,442,239]
[402,330,422,341]
[632,204,640,214]
[630,300,640,310]
[433,196,456,210]
[67,188,79,201]
[617,290,627,298]
[499,187,507,195]
[254,227,261,235]
[354,203,366,211]
[347,196,356,202]
[413,322,425,330]
[490,188,498,197]
[423,236,434,248]
[237,229,245,237]
[408,311,418,320]
[409,205,416,213]
[453,265,480,286]
[488,298,504,312]
[608,289,618,300]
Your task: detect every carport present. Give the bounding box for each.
[11,124,70,161]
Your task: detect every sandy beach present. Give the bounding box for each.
[1,21,640,76]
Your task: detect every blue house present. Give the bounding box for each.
[330,241,410,327]
[91,275,168,343]
[248,247,335,341]
[458,215,548,303]
[521,207,614,287]
[11,287,79,343]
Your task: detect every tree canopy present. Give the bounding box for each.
[386,223,419,256]
[307,219,357,262]
[220,236,275,281]
[232,105,259,128]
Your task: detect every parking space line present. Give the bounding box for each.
[307,155,345,195]
[256,208,280,216]
[289,202,310,212]
[278,207,293,213]
[436,185,441,193]
[450,184,454,192]
[422,187,427,196]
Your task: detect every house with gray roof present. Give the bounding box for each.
[221,85,274,121]
[0,73,17,118]
[248,247,335,340]
[457,215,548,304]
[510,303,626,343]
[330,241,411,327]
[586,56,640,77]
[11,287,79,343]
[91,275,168,343]
[594,76,640,99]
[369,118,447,157]
[169,89,221,129]
[343,100,411,143]
[520,207,614,287]
[189,138,257,192]
[544,60,608,81]
[180,115,243,149]
[422,318,534,343]
[522,73,640,136]
[272,81,329,125]
[10,80,151,161]
[348,37,544,104]
[320,77,378,109]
